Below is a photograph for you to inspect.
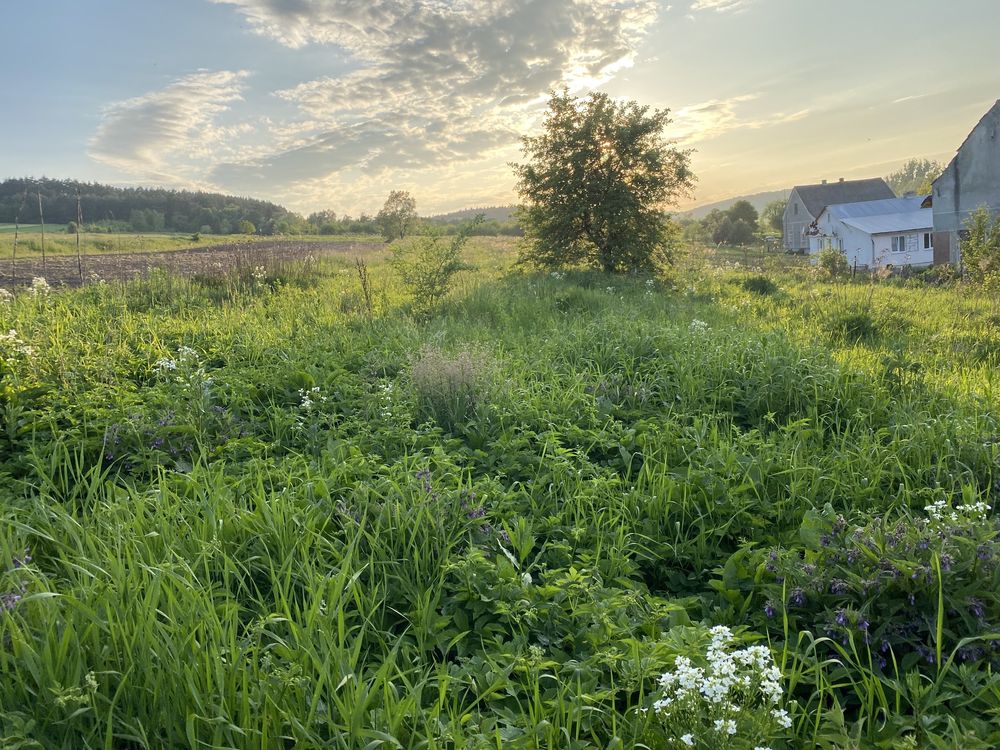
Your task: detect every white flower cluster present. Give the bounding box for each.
[29,277,50,296]
[689,319,709,333]
[294,386,327,430]
[251,265,266,282]
[0,287,13,304]
[0,328,35,358]
[154,345,200,374]
[926,498,991,526]
[654,626,789,748]
[549,271,566,280]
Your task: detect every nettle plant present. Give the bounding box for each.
[759,496,999,670]
[649,626,792,750]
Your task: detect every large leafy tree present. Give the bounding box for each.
[377,190,418,242]
[514,90,694,273]
[885,158,942,196]
[760,199,786,234]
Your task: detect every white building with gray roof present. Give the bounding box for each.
[783,177,896,252]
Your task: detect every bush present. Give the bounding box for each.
[817,248,849,279]
[392,218,481,318]
[739,274,778,296]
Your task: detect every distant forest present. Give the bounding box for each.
[0,178,301,235]
[0,178,523,237]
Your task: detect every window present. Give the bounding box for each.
[891,235,906,253]
[924,232,933,249]
[793,203,798,215]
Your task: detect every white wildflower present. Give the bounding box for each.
[0,288,13,304]
[29,276,50,295]
[772,708,792,729]
[689,319,709,333]
[714,718,737,735]
[679,734,694,747]
[155,358,177,372]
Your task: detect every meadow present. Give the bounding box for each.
[0,226,263,258]
[1,240,998,749]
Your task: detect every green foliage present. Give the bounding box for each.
[377,190,418,242]
[237,219,256,235]
[760,199,786,234]
[885,158,943,196]
[960,206,1000,283]
[817,247,850,279]
[391,217,481,317]
[514,89,694,273]
[1,247,999,748]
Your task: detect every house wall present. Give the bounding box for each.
[782,190,811,252]
[809,216,934,268]
[933,102,1000,265]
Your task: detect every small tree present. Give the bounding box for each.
[392,216,483,318]
[377,190,418,242]
[760,199,786,234]
[961,206,1000,283]
[238,219,256,235]
[514,90,694,273]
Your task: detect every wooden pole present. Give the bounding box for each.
[37,188,46,273]
[11,187,27,290]
[76,188,84,282]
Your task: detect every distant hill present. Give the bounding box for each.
[428,205,517,223]
[681,189,790,220]
[0,177,299,235]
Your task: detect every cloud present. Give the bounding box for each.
[204,0,660,202]
[89,70,250,183]
[670,94,808,143]
[689,0,754,12]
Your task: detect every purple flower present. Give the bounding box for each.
[12,550,31,569]
[835,609,848,626]
[857,618,870,632]
[764,600,777,618]
[789,588,806,607]
[968,597,987,620]
[977,544,992,561]
[829,579,849,595]
[940,554,953,572]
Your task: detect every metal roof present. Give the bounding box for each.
[822,195,928,220]
[792,178,895,218]
[840,209,933,235]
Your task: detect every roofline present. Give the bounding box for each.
[933,98,1000,187]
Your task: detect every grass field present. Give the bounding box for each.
[1,241,998,748]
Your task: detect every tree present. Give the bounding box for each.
[885,158,942,196]
[727,200,758,227]
[514,90,694,273]
[760,199,786,234]
[238,219,256,234]
[377,190,418,242]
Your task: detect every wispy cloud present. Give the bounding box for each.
[205,0,660,202]
[670,94,808,143]
[88,70,251,183]
[690,0,755,13]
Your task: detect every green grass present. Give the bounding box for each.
[1,246,998,748]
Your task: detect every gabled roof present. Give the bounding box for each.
[792,178,895,218]
[822,195,928,221]
[933,99,1000,188]
[841,210,932,235]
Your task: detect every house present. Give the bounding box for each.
[932,99,1000,266]
[783,177,895,252]
[807,196,934,269]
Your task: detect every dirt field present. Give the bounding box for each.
[0,240,386,288]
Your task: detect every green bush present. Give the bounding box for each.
[817,248,849,279]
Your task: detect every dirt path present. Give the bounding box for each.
[1,240,386,288]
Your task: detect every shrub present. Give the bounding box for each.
[740,274,778,296]
[817,248,849,279]
[392,218,481,318]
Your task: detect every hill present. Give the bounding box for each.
[681,189,789,220]
[428,205,517,223]
[0,177,300,235]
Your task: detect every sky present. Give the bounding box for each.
[3,0,1000,217]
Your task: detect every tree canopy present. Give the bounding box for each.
[514,90,694,273]
[760,199,786,234]
[885,158,942,196]
[377,190,418,242]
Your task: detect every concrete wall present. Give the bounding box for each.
[933,101,1000,265]
[782,189,811,251]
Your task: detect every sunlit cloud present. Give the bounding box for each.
[689,0,755,13]
[88,70,251,184]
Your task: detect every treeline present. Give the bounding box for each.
[678,198,786,246]
[0,178,298,235]
[306,209,523,237]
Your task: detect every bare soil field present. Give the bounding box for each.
[1,239,386,288]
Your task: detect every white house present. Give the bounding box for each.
[783,178,895,252]
[807,195,934,269]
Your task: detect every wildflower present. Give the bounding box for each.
[689,319,709,333]
[155,358,177,372]
[0,288,12,303]
[788,588,806,607]
[835,609,848,626]
[679,734,694,747]
[714,718,737,735]
[29,276,50,295]
[968,597,986,620]
[763,600,776,618]
[771,708,792,729]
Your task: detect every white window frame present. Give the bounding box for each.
[891,235,907,253]
[923,232,933,249]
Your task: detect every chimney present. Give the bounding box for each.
[839,177,844,182]
[821,179,827,185]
